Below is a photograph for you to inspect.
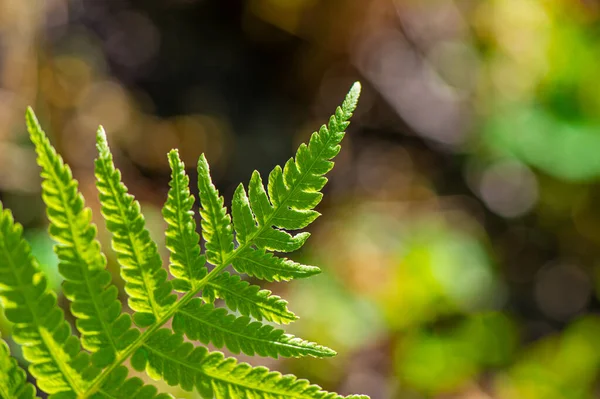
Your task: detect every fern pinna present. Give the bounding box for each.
[0,83,365,399]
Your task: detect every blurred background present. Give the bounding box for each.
[2,0,600,398]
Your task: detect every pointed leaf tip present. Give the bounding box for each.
[25,106,35,119]
[167,149,181,166]
[96,126,110,157]
[197,153,210,173]
[25,107,42,135]
[343,81,361,113]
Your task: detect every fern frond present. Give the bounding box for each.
[0,336,38,398]
[13,82,365,399]
[26,109,136,368]
[90,366,173,399]
[94,128,176,327]
[0,204,89,395]
[163,150,207,292]
[172,298,334,358]
[197,154,234,265]
[203,271,297,324]
[132,329,368,399]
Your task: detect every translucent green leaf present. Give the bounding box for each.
[197,154,234,265]
[173,298,333,358]
[232,247,320,281]
[203,271,297,324]
[231,184,258,244]
[163,150,207,290]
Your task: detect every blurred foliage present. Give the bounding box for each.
[2,0,600,398]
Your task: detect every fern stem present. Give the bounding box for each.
[78,278,204,398]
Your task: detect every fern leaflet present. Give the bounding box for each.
[94,128,176,327]
[203,271,297,324]
[197,154,235,265]
[172,298,335,358]
[163,150,207,291]
[27,109,136,369]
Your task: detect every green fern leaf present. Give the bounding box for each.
[133,329,367,399]
[203,271,297,324]
[0,336,38,398]
[26,109,136,368]
[163,150,207,291]
[90,366,173,399]
[172,298,334,358]
[232,247,319,281]
[197,154,235,265]
[94,128,176,327]
[0,204,89,395]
